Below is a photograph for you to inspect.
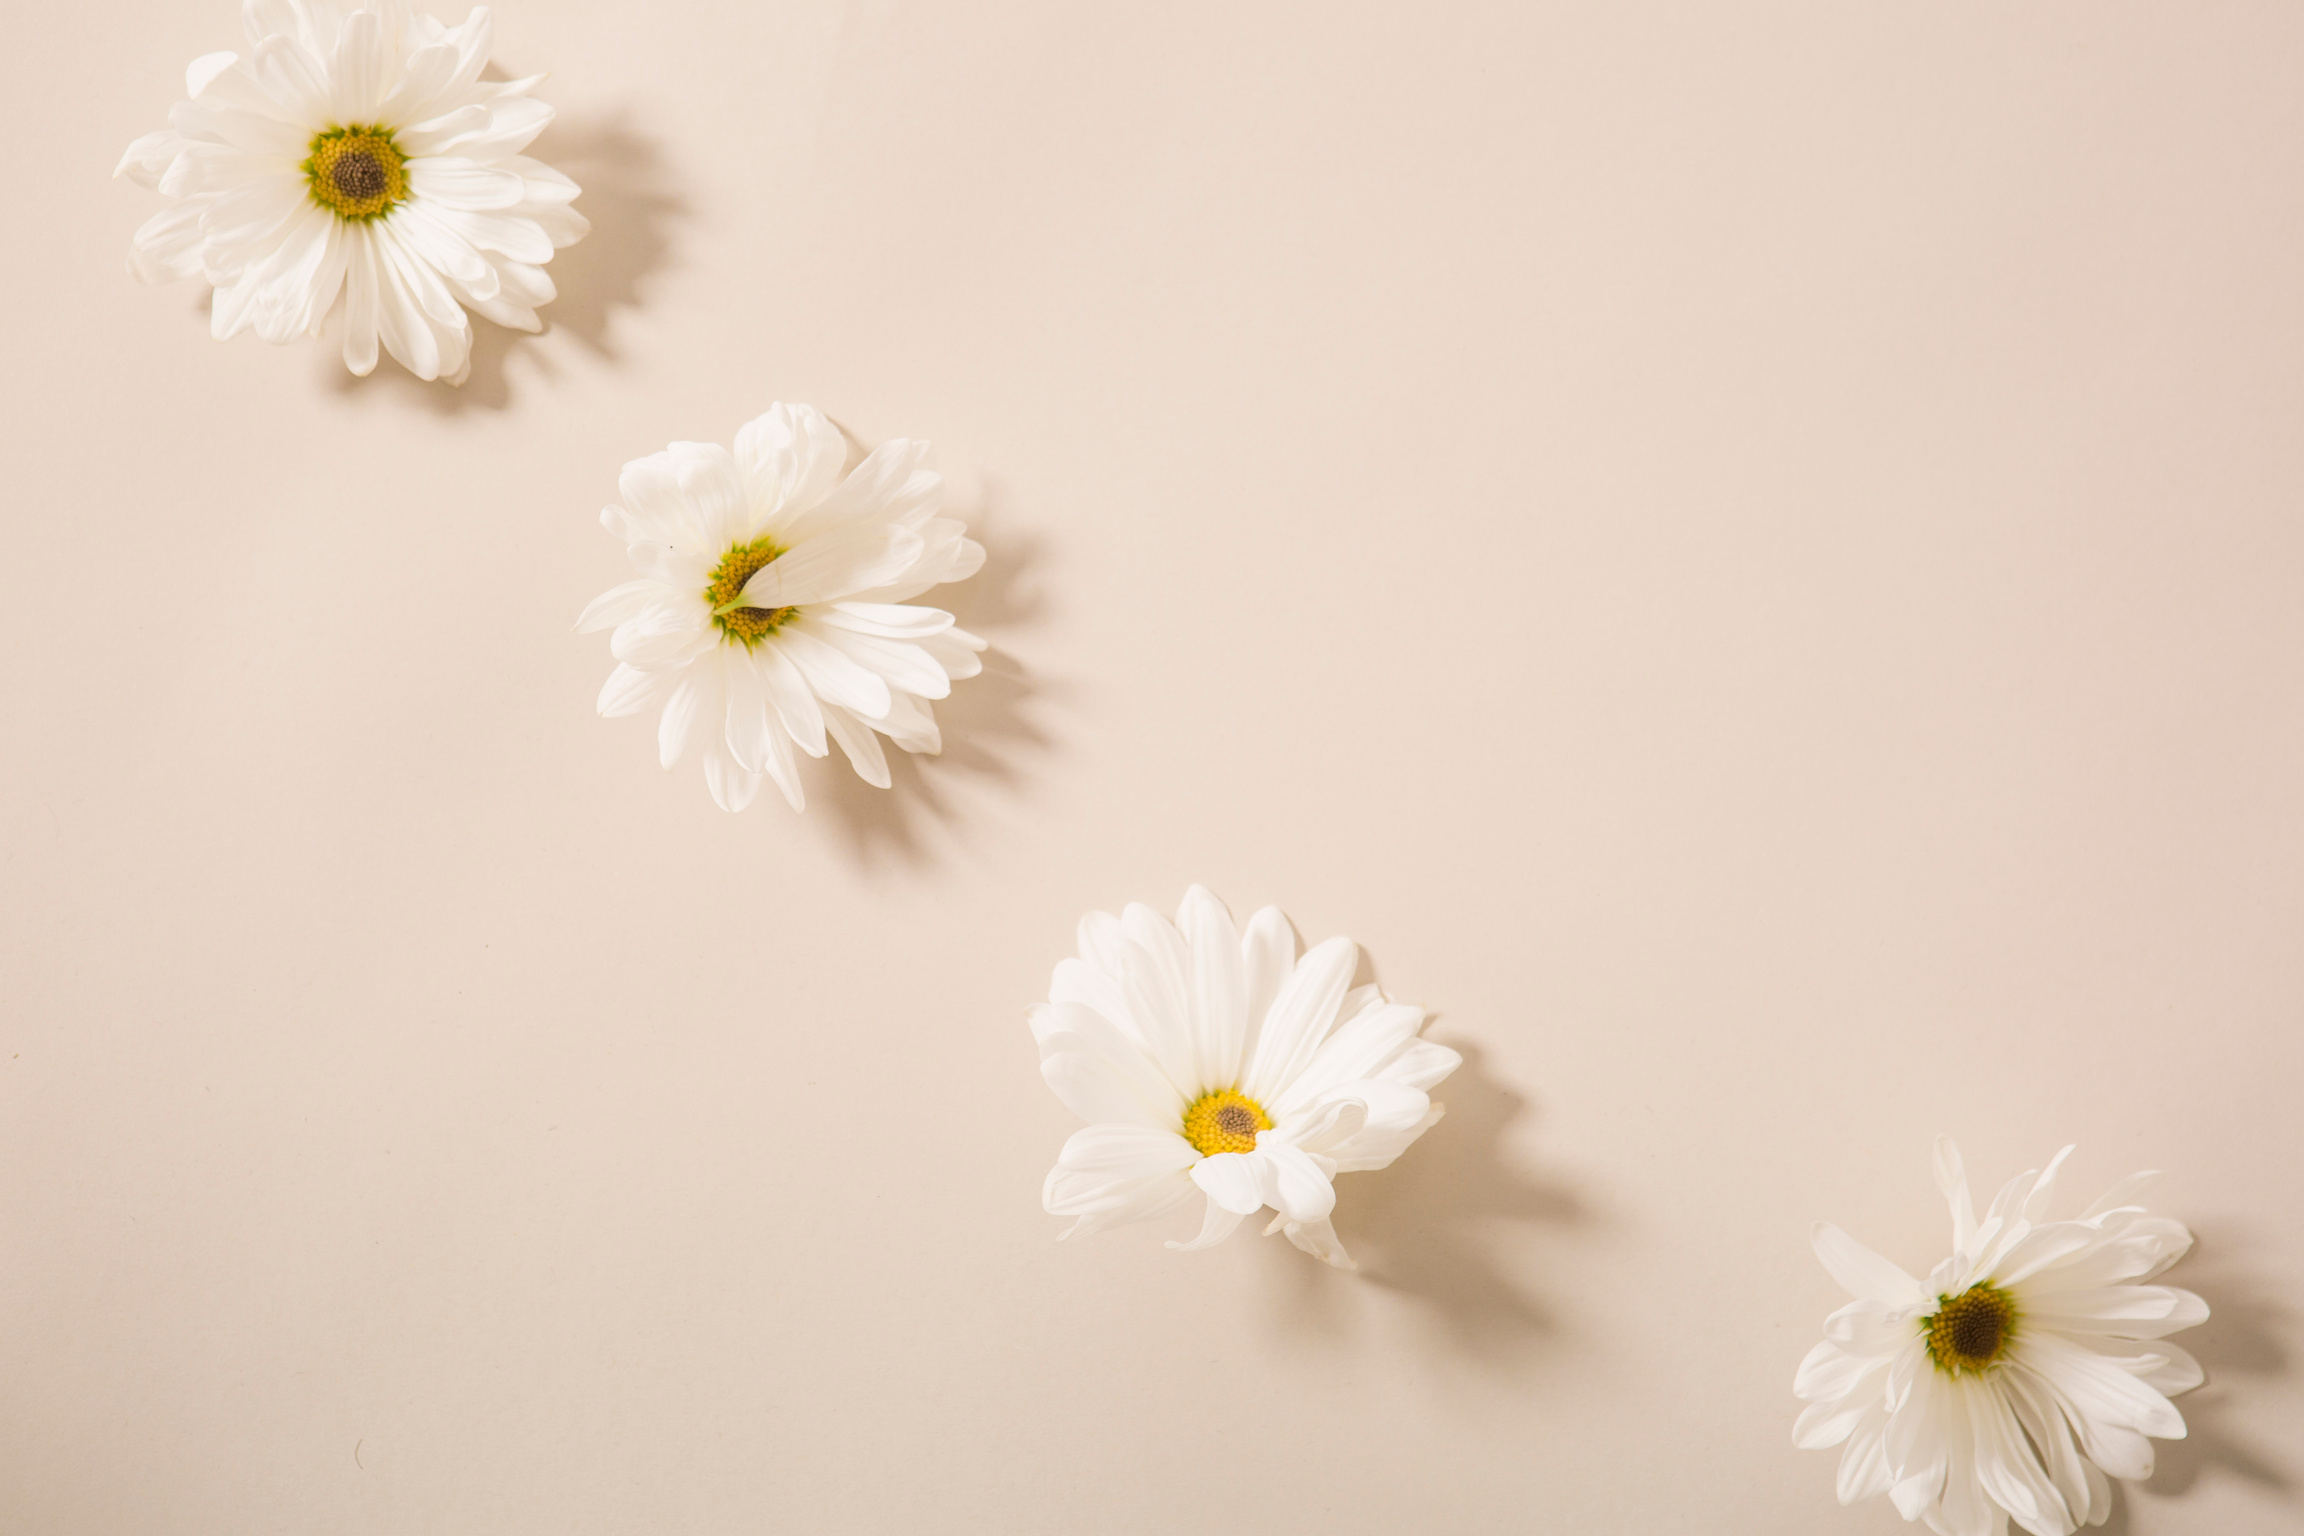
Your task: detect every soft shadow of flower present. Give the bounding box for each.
[1270,1036,1587,1360]
[326,107,683,411]
[2099,1222,2296,1534]
[809,479,1061,866]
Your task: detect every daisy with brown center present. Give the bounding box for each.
[1034,887,1461,1269]
[1795,1139,2209,1536]
[578,403,987,812]
[115,0,587,384]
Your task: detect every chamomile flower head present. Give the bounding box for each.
[115,0,588,384]
[579,403,987,812]
[1796,1140,2208,1536]
[1034,887,1462,1270]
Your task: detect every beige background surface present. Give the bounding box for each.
[4,2,2301,1532]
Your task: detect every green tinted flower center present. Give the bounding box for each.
[304,126,408,221]
[1925,1283,2018,1376]
[706,536,799,647]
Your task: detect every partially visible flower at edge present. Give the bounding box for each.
[115,0,587,384]
[1795,1139,2208,1536]
[1035,886,1461,1270]
[579,402,985,812]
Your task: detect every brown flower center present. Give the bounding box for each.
[1925,1283,2018,1376]
[303,126,408,221]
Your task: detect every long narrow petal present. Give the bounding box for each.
[776,628,894,720]
[1177,886,1248,1094]
[1936,1137,1979,1255]
[1249,1140,1338,1223]
[1812,1222,1924,1306]
[1165,1198,1246,1253]
[1274,1215,1355,1270]
[1240,935,1356,1103]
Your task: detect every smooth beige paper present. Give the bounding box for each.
[3,2,2300,1532]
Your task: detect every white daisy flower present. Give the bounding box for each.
[114,0,588,384]
[1034,887,1462,1270]
[579,403,987,813]
[1795,1139,2209,1536]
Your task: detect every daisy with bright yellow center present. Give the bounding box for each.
[1034,887,1461,1269]
[1795,1140,2208,1536]
[579,403,987,812]
[116,0,587,384]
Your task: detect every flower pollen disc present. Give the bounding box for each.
[1182,1090,1271,1157]
[1926,1283,2017,1376]
[706,536,798,647]
[304,127,409,221]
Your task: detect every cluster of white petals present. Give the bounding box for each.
[580,403,986,812]
[1035,887,1461,1269]
[116,0,587,383]
[1796,1140,2208,1536]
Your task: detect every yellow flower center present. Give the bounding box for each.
[1925,1283,2018,1376]
[1182,1089,1271,1157]
[705,535,799,647]
[304,126,409,221]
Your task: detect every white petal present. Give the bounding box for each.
[1238,906,1295,1075]
[1269,1000,1426,1117]
[755,641,827,757]
[1274,1215,1355,1269]
[1176,885,1248,1094]
[329,6,389,122]
[596,663,671,719]
[657,669,710,768]
[735,401,848,525]
[1165,1198,1246,1252]
[1937,1136,1980,1256]
[775,629,893,720]
[1796,1341,1884,1405]
[1044,1125,1199,1219]
[404,156,527,211]
[2079,1170,2160,1221]
[577,579,661,634]
[1812,1222,1924,1306]
[248,33,331,123]
[1189,1152,1268,1216]
[1239,935,1356,1103]
[819,601,955,640]
[1250,1139,1337,1222]
[806,621,949,700]
[776,435,938,545]
[1325,1103,1445,1173]
[821,703,891,787]
[2023,1284,2208,1340]
[701,745,764,813]
[1835,1405,1895,1503]
[1040,1047,1164,1129]
[1034,1001,1189,1124]
[2022,1146,2078,1224]
[667,442,748,550]
[126,201,210,283]
[187,49,241,98]
[2021,1333,2188,1441]
[738,522,925,610]
[374,41,464,131]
